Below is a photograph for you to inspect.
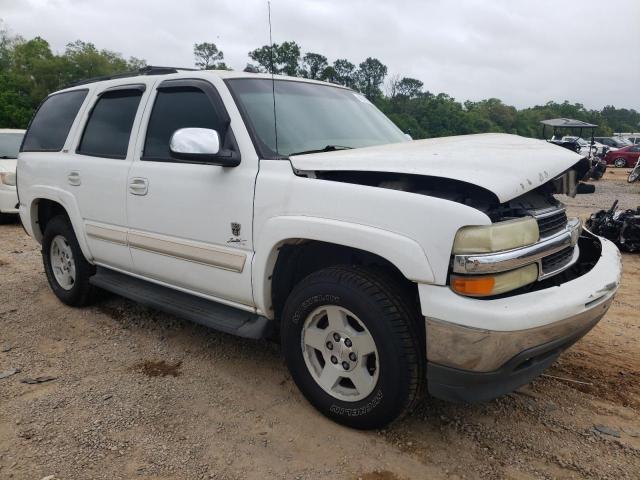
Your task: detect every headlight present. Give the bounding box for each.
[0,171,16,186]
[451,263,538,297]
[452,217,539,254]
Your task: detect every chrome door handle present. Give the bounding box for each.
[129,177,149,196]
[67,171,81,186]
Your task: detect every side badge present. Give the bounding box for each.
[228,222,246,246]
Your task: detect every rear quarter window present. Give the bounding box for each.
[21,89,88,152]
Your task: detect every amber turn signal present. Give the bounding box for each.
[451,276,496,296]
[450,263,539,297]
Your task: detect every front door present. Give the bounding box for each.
[126,78,257,308]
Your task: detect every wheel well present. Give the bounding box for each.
[36,199,68,237]
[270,240,419,322]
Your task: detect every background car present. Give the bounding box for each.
[0,128,25,221]
[560,136,608,155]
[595,136,633,150]
[604,144,640,167]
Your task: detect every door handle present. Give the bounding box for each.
[129,177,149,196]
[67,171,81,186]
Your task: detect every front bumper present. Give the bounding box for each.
[0,185,18,214]
[421,233,621,403]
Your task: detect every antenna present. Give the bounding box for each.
[268,1,279,155]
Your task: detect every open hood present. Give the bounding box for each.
[290,133,583,203]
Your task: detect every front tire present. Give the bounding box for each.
[614,157,627,168]
[281,266,424,429]
[42,215,96,306]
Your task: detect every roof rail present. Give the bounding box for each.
[63,66,199,88]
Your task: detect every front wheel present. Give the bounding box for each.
[629,169,640,183]
[281,266,424,429]
[614,157,627,168]
[42,215,96,306]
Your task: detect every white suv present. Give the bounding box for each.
[17,67,621,428]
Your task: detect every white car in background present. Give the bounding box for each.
[560,136,608,156]
[0,129,25,221]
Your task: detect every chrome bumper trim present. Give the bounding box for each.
[426,295,614,372]
[453,217,582,278]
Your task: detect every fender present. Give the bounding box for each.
[24,185,94,262]
[252,215,435,318]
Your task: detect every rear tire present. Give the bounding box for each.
[42,215,96,306]
[281,265,424,429]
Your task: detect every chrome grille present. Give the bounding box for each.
[535,209,568,237]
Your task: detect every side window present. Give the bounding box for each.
[21,90,88,152]
[77,88,143,159]
[143,87,225,161]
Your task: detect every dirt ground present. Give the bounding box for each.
[1,171,639,480]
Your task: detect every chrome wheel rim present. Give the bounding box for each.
[301,305,379,402]
[50,235,76,290]
[614,158,626,168]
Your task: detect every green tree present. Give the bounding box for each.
[356,57,387,100]
[300,52,328,79]
[248,41,301,76]
[332,59,356,88]
[193,42,227,70]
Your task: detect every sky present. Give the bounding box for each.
[1,0,639,110]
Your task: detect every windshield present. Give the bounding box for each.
[0,132,24,158]
[226,79,407,157]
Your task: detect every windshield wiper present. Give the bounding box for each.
[0,155,17,159]
[289,145,353,156]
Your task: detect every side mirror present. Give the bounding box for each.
[169,128,239,166]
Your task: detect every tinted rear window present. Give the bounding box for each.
[21,90,88,152]
[77,89,143,159]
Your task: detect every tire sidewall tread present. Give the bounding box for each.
[42,215,96,307]
[281,265,425,429]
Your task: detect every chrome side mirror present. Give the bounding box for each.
[170,128,220,158]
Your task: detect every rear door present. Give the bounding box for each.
[67,83,151,271]
[125,77,257,308]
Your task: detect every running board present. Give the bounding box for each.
[90,267,270,339]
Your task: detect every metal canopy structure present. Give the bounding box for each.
[540,118,598,128]
[541,117,598,149]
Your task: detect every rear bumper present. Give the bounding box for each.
[0,186,18,214]
[421,233,621,402]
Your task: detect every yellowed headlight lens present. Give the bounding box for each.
[451,263,539,297]
[452,217,539,254]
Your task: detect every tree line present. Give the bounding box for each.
[1,22,638,139]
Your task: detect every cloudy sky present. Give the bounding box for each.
[1,0,639,110]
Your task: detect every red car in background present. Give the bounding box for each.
[605,144,640,168]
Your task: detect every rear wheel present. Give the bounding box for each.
[42,215,96,306]
[614,157,627,168]
[629,169,640,183]
[281,265,424,429]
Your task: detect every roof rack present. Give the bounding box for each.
[64,66,198,88]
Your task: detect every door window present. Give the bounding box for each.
[142,87,225,161]
[21,90,88,152]
[77,88,144,159]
